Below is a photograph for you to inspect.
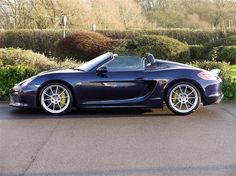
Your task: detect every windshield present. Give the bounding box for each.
[77,52,112,72]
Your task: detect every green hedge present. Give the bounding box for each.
[208,46,236,64]
[98,29,229,45]
[189,45,206,60]
[0,66,36,99]
[0,29,235,57]
[0,30,62,56]
[110,35,190,63]
[207,35,236,48]
[223,80,236,99]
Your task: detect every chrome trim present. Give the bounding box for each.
[150,97,161,100]
[208,93,221,97]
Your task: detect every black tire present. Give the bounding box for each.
[166,82,201,115]
[39,83,73,115]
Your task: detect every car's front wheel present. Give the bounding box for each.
[166,82,201,115]
[40,83,72,114]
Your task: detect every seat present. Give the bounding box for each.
[144,53,156,66]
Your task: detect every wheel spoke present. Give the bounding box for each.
[179,86,183,94]
[50,87,54,94]
[188,90,194,96]
[187,101,193,106]
[55,86,58,94]
[184,103,189,110]
[173,92,179,96]
[60,91,65,95]
[44,93,51,97]
[184,86,188,93]
[58,103,62,110]
[174,101,181,107]
[180,103,183,110]
[47,102,52,107]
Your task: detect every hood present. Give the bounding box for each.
[38,68,82,76]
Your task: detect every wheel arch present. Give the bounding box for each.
[36,80,76,107]
[163,79,204,103]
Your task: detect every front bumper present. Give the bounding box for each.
[9,88,36,108]
[9,90,29,107]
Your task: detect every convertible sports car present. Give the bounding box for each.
[10,52,223,115]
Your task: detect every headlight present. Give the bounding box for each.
[14,76,37,89]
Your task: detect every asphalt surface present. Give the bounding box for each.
[0,102,236,176]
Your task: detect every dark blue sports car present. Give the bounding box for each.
[10,52,223,115]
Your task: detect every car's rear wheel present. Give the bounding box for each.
[40,83,72,114]
[166,82,201,115]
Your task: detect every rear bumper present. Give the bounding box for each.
[202,80,224,105]
[204,93,224,105]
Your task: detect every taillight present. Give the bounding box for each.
[197,71,217,80]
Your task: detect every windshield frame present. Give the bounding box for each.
[77,52,114,72]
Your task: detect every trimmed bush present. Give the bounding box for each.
[0,48,82,72]
[112,35,190,63]
[0,65,36,99]
[0,48,56,71]
[56,32,112,61]
[189,60,230,81]
[189,45,207,60]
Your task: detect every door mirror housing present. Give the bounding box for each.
[96,66,108,75]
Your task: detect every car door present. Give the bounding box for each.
[78,56,156,106]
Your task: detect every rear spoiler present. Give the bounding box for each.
[210,69,221,76]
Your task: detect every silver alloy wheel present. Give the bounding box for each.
[169,84,198,114]
[40,84,70,114]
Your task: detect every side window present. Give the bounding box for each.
[105,56,145,72]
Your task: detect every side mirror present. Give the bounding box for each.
[96,66,108,75]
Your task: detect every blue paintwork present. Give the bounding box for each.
[9,52,223,109]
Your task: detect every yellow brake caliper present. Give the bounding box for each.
[60,91,66,107]
[173,90,179,103]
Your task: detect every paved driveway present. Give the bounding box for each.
[0,102,236,176]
